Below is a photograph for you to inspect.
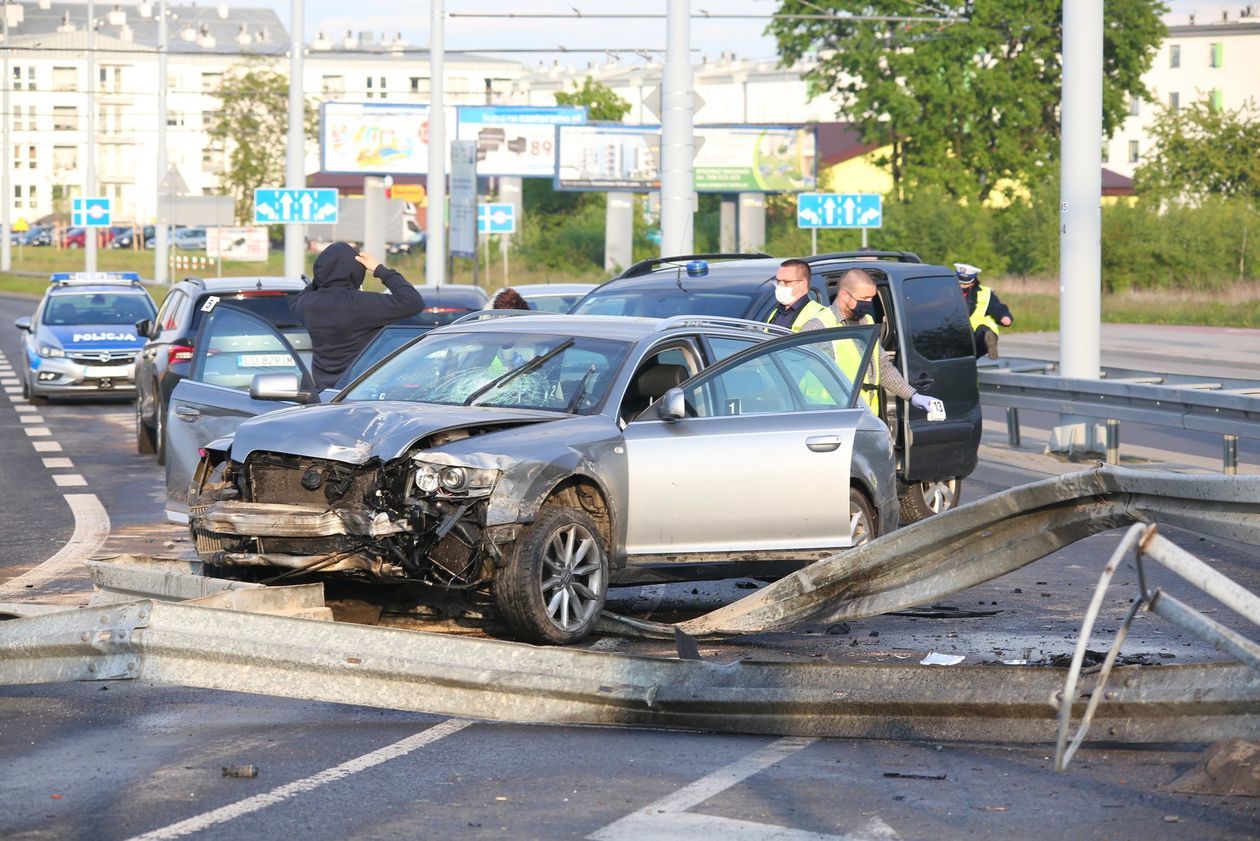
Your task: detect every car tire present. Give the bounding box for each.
[136,396,156,455]
[155,396,168,466]
[849,487,878,546]
[898,477,962,524]
[495,506,608,645]
[24,372,47,405]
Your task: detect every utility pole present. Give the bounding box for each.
[155,0,169,283]
[427,0,446,286]
[85,0,97,272]
[659,0,694,256]
[2,3,11,273]
[283,0,304,278]
[1052,0,1103,452]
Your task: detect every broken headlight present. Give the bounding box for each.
[411,458,498,497]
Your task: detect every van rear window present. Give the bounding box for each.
[901,276,975,360]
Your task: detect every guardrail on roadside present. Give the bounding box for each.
[977,357,1260,473]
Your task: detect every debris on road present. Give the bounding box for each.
[920,652,966,666]
[1163,738,1260,798]
[883,772,946,781]
[222,765,259,778]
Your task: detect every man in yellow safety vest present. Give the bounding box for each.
[954,262,1013,359]
[766,259,834,332]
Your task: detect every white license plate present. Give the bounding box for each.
[83,365,130,377]
[238,353,294,368]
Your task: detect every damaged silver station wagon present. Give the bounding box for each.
[171,305,896,643]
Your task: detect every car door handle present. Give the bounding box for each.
[174,406,201,421]
[911,375,934,389]
[805,434,843,453]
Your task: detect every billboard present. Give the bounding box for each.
[320,102,455,175]
[555,124,817,193]
[207,227,269,261]
[449,141,478,259]
[456,106,586,177]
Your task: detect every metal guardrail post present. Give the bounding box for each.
[1225,434,1239,476]
[1006,407,1021,447]
[1105,419,1119,465]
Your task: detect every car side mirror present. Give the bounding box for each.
[249,372,314,403]
[659,387,686,421]
[135,318,153,338]
[15,316,32,332]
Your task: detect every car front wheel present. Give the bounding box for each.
[495,506,608,645]
[898,477,962,524]
[849,487,878,546]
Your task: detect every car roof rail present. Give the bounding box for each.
[804,250,922,264]
[448,309,547,325]
[620,252,773,278]
[654,315,792,336]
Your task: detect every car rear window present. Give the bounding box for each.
[398,307,479,327]
[901,276,975,360]
[573,288,754,319]
[190,291,302,333]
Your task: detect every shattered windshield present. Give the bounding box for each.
[340,331,632,414]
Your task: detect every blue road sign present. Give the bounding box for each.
[796,193,882,229]
[72,197,112,227]
[253,188,339,224]
[478,203,516,235]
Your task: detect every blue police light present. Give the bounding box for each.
[685,260,709,278]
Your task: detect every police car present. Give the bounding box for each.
[13,272,157,402]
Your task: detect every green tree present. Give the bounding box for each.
[769,1,1165,203]
[1134,97,1260,203]
[207,60,318,223]
[553,76,633,122]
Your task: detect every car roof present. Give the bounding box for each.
[595,256,783,294]
[435,312,780,343]
[179,276,308,293]
[412,284,490,305]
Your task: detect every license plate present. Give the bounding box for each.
[238,353,294,368]
[83,365,129,377]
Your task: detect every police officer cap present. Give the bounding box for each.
[954,262,981,282]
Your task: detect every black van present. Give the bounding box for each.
[570,251,981,523]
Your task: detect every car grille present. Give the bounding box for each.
[66,350,138,365]
[244,453,382,506]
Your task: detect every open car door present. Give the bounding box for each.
[621,325,878,563]
[164,302,315,522]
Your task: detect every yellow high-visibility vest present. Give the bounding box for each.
[969,286,1001,334]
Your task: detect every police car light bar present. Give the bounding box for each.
[50,271,143,285]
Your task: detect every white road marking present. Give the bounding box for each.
[0,377,17,385]
[32,440,62,452]
[18,414,43,424]
[42,458,73,468]
[53,474,88,487]
[23,427,51,437]
[0,494,110,595]
[3,386,21,395]
[14,404,36,413]
[589,737,898,841]
[124,719,473,841]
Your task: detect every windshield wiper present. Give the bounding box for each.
[464,338,575,406]
[564,364,598,414]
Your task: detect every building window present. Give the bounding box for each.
[13,184,22,208]
[52,66,77,92]
[52,106,78,131]
[1128,96,1140,117]
[53,146,77,171]
[27,145,36,170]
[1128,140,1139,163]
[1210,43,1223,67]
[322,75,345,95]
[13,65,34,90]
[1170,44,1180,68]
[1169,92,1180,111]
[28,184,38,208]
[1211,89,1224,111]
[12,104,22,131]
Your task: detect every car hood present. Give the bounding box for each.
[43,324,146,350]
[230,400,564,465]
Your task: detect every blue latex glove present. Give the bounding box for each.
[910,393,933,412]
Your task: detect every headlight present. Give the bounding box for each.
[440,466,467,491]
[414,464,441,494]
[38,343,65,358]
[411,458,498,496]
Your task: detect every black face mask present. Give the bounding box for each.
[852,300,875,320]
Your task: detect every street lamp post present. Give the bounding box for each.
[660,0,694,256]
[427,0,446,287]
[283,0,304,278]
[85,0,96,272]
[2,2,12,273]
[155,0,168,283]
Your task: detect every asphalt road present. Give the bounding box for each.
[1,293,1257,840]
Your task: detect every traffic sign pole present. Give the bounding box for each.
[811,228,817,257]
[284,0,304,279]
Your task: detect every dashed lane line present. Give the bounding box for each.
[589,737,898,841]
[22,426,51,437]
[52,474,88,488]
[42,458,73,469]
[124,719,474,841]
[0,493,110,596]
[18,414,43,423]
[31,440,62,452]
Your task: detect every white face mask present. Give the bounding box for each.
[775,285,799,307]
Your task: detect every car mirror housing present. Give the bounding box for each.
[135,318,153,338]
[249,372,312,403]
[660,387,686,421]
[15,316,32,332]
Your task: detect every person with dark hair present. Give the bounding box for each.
[954,262,1012,359]
[491,287,530,310]
[292,242,425,390]
[766,258,833,331]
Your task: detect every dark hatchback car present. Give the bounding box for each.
[572,251,982,522]
[134,276,310,465]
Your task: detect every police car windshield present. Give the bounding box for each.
[44,293,156,326]
[572,288,752,319]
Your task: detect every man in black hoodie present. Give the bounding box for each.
[292,241,426,390]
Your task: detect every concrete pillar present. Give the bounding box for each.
[659,0,694,255]
[363,177,386,264]
[719,195,737,253]
[605,192,634,275]
[738,192,765,252]
[283,0,305,278]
